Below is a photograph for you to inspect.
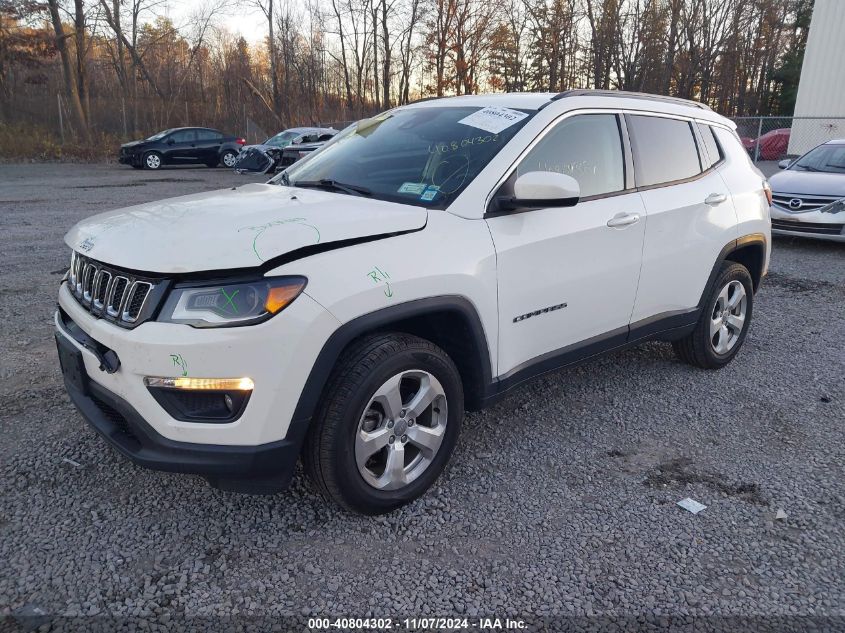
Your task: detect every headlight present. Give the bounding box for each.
[159,276,307,327]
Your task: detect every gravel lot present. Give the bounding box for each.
[1,163,843,629]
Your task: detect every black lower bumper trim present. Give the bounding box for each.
[58,335,307,494]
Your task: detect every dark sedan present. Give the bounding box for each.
[119,127,246,170]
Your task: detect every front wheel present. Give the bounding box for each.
[220,150,238,168]
[673,261,754,369]
[303,333,463,515]
[143,151,162,170]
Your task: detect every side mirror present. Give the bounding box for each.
[496,172,580,212]
[778,159,791,169]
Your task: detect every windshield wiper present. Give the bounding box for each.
[796,164,820,172]
[292,179,372,197]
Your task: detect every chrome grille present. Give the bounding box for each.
[123,281,152,322]
[93,270,111,309]
[106,276,129,317]
[772,193,842,213]
[66,252,163,328]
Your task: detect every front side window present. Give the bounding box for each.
[275,106,533,208]
[790,144,845,174]
[170,130,197,143]
[515,114,625,198]
[628,115,701,187]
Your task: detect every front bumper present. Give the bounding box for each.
[770,204,845,242]
[57,329,302,493]
[55,278,341,491]
[118,153,140,166]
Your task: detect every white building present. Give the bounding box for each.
[788,0,845,155]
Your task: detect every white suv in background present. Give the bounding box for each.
[56,91,771,514]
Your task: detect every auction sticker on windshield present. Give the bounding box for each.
[458,106,528,134]
[398,182,428,194]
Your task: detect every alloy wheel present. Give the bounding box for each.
[355,370,448,491]
[222,152,237,167]
[710,279,747,354]
[145,154,161,169]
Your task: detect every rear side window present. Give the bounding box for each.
[196,129,222,141]
[697,123,723,169]
[516,114,625,198]
[627,115,701,187]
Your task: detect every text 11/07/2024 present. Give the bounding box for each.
[307,617,528,630]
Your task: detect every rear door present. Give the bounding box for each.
[485,112,646,377]
[626,114,737,330]
[196,129,223,162]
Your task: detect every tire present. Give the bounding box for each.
[220,150,238,168]
[673,261,754,369]
[303,333,464,515]
[143,151,162,170]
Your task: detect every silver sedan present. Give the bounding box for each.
[769,139,845,242]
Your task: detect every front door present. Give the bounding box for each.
[485,113,646,378]
[167,129,199,163]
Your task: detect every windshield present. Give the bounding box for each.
[791,144,845,174]
[146,129,172,141]
[264,131,301,148]
[273,106,533,208]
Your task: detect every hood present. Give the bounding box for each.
[241,143,279,152]
[769,170,845,197]
[65,183,428,273]
[121,140,146,150]
[285,142,324,152]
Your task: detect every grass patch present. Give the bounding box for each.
[0,123,121,162]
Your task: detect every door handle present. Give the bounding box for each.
[705,193,727,206]
[606,212,640,228]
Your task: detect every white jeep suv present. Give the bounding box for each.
[56,91,771,514]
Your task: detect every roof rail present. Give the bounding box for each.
[409,96,444,105]
[540,89,711,111]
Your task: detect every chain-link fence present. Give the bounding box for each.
[731,116,845,165]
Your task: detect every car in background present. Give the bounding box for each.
[768,139,845,242]
[741,128,791,161]
[119,127,245,170]
[233,127,338,174]
[277,135,336,169]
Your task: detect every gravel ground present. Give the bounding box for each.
[0,163,843,630]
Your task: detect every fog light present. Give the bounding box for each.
[144,376,254,391]
[144,377,253,423]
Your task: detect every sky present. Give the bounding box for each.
[163,0,269,44]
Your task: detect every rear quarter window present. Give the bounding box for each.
[627,115,702,187]
[711,126,754,167]
[697,123,723,169]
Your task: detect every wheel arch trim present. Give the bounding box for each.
[290,295,493,428]
[699,233,767,308]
